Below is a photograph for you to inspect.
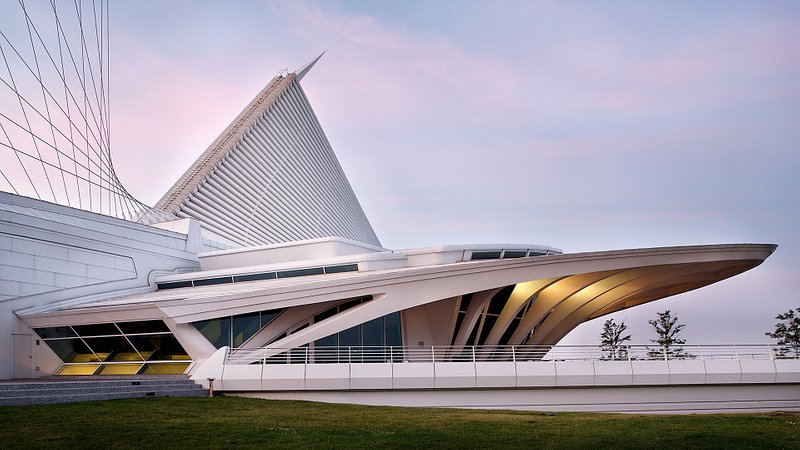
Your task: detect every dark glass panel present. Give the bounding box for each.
[471,251,501,260]
[458,294,473,313]
[232,313,260,347]
[465,320,480,346]
[324,264,358,274]
[44,338,97,363]
[487,285,515,315]
[72,323,120,337]
[338,325,361,347]
[128,334,190,361]
[362,317,385,347]
[34,326,76,339]
[312,335,339,363]
[83,336,143,361]
[277,267,324,278]
[479,315,499,344]
[192,318,230,349]
[117,320,170,334]
[313,305,338,323]
[528,251,548,256]
[339,298,363,312]
[233,272,276,283]
[157,280,193,290]
[193,276,233,287]
[385,312,402,347]
[503,250,527,259]
[452,311,466,345]
[260,309,283,328]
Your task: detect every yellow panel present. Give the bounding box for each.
[56,364,100,375]
[142,362,190,375]
[163,354,192,361]
[110,352,144,362]
[98,364,144,375]
[70,353,101,363]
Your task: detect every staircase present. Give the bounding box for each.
[0,375,206,406]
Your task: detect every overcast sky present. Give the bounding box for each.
[5,1,799,345]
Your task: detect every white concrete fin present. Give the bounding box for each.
[296,52,325,81]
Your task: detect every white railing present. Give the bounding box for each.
[224,344,796,366]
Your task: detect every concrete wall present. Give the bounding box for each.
[0,192,201,379]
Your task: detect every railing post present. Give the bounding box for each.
[767,344,775,360]
[511,345,516,363]
[663,346,668,362]
[431,346,436,363]
[698,345,704,361]
[471,346,476,363]
[348,346,352,364]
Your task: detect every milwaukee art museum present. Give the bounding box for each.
[0,52,786,410]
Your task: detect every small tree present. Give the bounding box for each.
[647,310,689,359]
[600,319,631,360]
[766,308,800,358]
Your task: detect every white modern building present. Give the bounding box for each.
[1,57,794,411]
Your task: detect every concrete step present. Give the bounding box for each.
[0,377,206,406]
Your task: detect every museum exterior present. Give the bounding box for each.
[2,57,793,412]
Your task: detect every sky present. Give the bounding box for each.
[3,0,800,345]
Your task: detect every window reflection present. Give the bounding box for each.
[34,320,192,376]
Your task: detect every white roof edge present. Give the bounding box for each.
[198,236,389,258]
[397,243,563,256]
[158,250,404,282]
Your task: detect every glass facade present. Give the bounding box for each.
[34,320,191,376]
[193,309,284,349]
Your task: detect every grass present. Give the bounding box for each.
[0,397,799,449]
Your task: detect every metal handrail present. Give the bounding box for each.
[224,344,796,365]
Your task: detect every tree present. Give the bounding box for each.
[766,308,800,358]
[600,319,631,360]
[647,310,689,359]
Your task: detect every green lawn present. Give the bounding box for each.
[0,397,798,449]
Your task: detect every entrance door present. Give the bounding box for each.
[12,333,34,379]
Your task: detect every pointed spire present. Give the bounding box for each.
[295,52,325,81]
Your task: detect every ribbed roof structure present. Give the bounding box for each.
[155,58,381,247]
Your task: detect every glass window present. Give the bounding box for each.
[232,313,260,347]
[98,364,143,375]
[471,251,501,260]
[44,338,97,363]
[72,323,120,336]
[157,280,193,290]
[362,317,384,347]
[260,309,282,328]
[193,276,233,287]
[83,336,143,362]
[503,250,527,258]
[56,364,100,375]
[34,326,76,339]
[277,267,324,278]
[324,264,358,274]
[233,272,276,283]
[117,320,170,334]
[338,325,361,347]
[141,362,190,375]
[192,318,230,349]
[386,312,402,347]
[128,334,190,361]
